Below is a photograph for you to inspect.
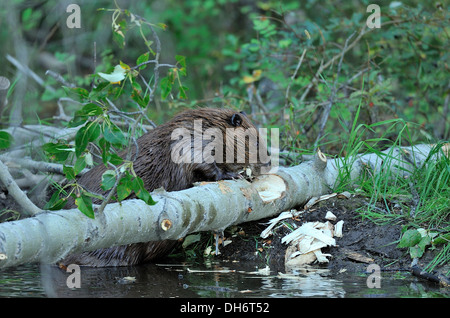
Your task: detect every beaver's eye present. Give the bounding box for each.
[230,113,243,127]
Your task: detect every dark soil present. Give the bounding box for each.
[219,195,433,275]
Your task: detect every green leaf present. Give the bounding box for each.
[81,103,104,116]
[42,142,73,162]
[117,178,132,201]
[44,191,67,210]
[0,131,12,149]
[103,125,126,145]
[178,67,187,76]
[63,165,76,181]
[75,194,95,219]
[86,121,101,141]
[131,177,156,205]
[112,33,124,48]
[22,8,32,21]
[75,121,101,157]
[179,85,188,99]
[409,245,424,259]
[68,114,88,128]
[433,233,450,245]
[89,82,110,100]
[63,86,90,102]
[279,39,292,48]
[101,170,116,191]
[136,52,150,69]
[21,7,40,31]
[175,55,186,68]
[132,80,142,92]
[119,61,130,70]
[74,156,87,176]
[70,103,102,128]
[131,89,146,108]
[417,235,431,250]
[75,126,89,157]
[160,77,172,100]
[397,229,422,248]
[109,153,124,166]
[99,137,111,165]
[182,233,201,249]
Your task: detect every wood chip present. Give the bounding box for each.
[334,220,344,237]
[325,211,337,221]
[342,248,374,263]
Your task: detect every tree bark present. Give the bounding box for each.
[0,76,10,117]
[0,143,447,268]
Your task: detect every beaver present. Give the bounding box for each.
[59,108,268,267]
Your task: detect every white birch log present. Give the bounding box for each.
[0,143,447,268]
[3,125,78,159]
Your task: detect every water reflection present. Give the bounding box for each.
[0,264,45,297]
[0,261,448,298]
[264,273,345,297]
[39,263,196,297]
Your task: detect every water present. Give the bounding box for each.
[0,261,448,298]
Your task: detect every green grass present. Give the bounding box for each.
[334,105,449,273]
[413,144,450,227]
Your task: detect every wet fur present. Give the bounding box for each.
[60,108,266,267]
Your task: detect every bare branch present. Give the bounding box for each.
[132,60,176,70]
[300,26,368,103]
[314,31,356,150]
[7,54,55,93]
[45,70,76,88]
[0,76,10,116]
[0,154,89,176]
[284,48,307,131]
[0,158,42,216]
[285,48,307,109]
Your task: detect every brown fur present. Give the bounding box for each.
[59,108,267,267]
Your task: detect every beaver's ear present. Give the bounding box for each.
[230,113,243,127]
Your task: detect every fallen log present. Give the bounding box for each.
[0,143,446,268]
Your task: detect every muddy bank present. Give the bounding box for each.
[219,195,439,275]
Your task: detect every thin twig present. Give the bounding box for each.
[0,76,10,114]
[147,24,161,107]
[0,154,89,176]
[131,101,157,128]
[314,31,356,150]
[7,54,55,93]
[132,60,175,70]
[45,70,76,88]
[284,48,307,132]
[285,48,307,109]
[54,97,80,122]
[300,26,367,103]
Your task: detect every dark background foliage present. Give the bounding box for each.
[0,0,448,154]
